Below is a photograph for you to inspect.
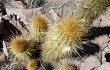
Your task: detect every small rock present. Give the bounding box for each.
[99,16,110,27]
[97,62,110,70]
[60,58,81,67]
[80,56,101,70]
[93,35,109,50]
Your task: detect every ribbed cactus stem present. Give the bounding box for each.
[77,0,110,24]
[30,13,47,43]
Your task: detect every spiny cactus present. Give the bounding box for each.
[77,0,110,24]
[42,16,87,62]
[10,35,33,60]
[26,59,38,70]
[29,13,48,43]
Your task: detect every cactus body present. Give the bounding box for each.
[42,16,87,62]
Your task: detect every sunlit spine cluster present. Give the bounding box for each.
[29,13,47,43]
[10,35,33,61]
[42,16,87,62]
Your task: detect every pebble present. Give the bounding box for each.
[97,62,110,70]
[80,56,101,70]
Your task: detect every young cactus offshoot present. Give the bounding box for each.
[10,35,33,61]
[30,13,48,43]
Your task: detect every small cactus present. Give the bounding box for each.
[10,35,33,60]
[29,13,48,43]
[42,16,87,62]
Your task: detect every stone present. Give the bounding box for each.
[97,62,110,70]
[93,35,109,50]
[80,56,101,70]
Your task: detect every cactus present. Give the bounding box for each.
[41,16,87,62]
[77,0,110,24]
[29,13,48,43]
[10,35,33,60]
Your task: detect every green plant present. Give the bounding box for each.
[77,0,110,24]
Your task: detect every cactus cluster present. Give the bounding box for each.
[9,0,110,70]
[10,13,48,70]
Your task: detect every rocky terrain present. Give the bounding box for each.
[1,0,110,70]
